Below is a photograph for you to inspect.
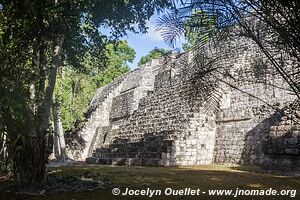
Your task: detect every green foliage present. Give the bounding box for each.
[182,10,218,51]
[0,0,171,183]
[55,69,95,131]
[138,47,171,66]
[54,41,134,131]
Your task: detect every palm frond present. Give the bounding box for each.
[156,12,185,47]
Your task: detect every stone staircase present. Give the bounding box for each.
[69,74,129,160]
[87,139,174,166]
[84,60,168,164]
[71,59,165,161]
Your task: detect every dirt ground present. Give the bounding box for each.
[0,163,299,200]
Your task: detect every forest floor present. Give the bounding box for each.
[0,162,299,200]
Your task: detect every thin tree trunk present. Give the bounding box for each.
[39,34,64,135]
[0,132,7,164]
[27,34,65,184]
[9,0,65,184]
[39,42,47,101]
[28,0,65,181]
[52,98,67,161]
[24,21,39,184]
[53,118,61,159]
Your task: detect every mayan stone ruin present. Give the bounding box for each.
[69,27,300,175]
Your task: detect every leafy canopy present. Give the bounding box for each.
[54,41,135,131]
[138,47,172,66]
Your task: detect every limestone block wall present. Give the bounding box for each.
[110,90,134,120]
[68,74,128,160]
[213,86,294,165]
[75,24,298,174]
[262,102,300,175]
[86,62,220,166]
[173,111,217,165]
[72,59,163,160]
[209,34,296,166]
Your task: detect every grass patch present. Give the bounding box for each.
[0,164,299,200]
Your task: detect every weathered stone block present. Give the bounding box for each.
[71,23,299,176]
[285,148,299,155]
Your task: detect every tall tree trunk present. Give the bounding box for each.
[27,0,65,182]
[53,119,61,159]
[23,14,40,184]
[38,41,47,101]
[0,132,7,168]
[52,98,67,161]
[26,34,64,184]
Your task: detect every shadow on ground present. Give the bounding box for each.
[0,164,299,200]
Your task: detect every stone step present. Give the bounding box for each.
[85,157,165,166]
